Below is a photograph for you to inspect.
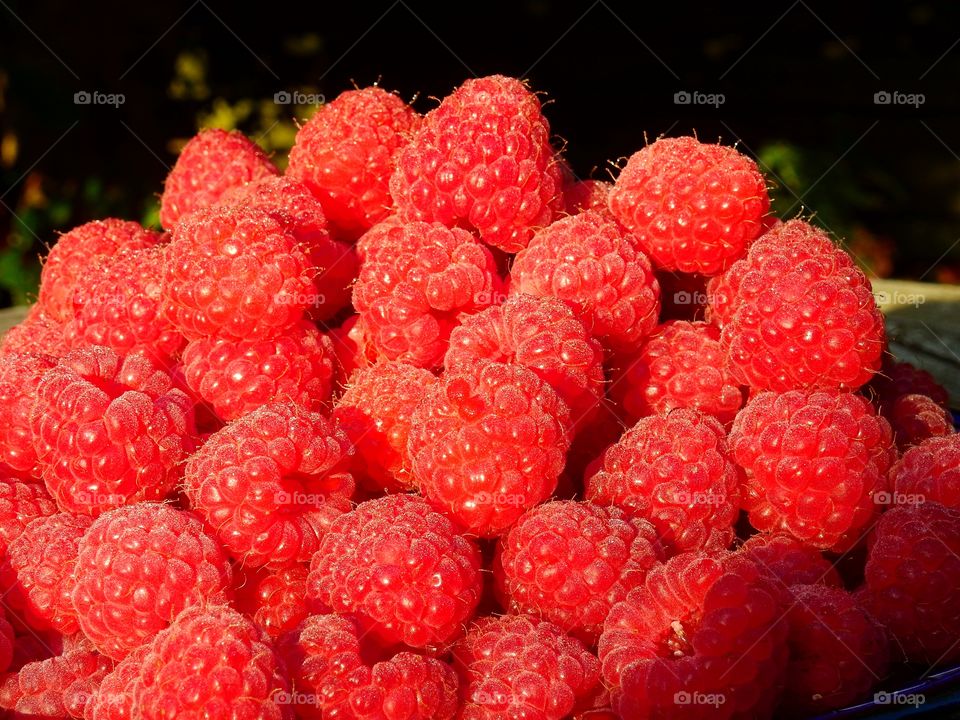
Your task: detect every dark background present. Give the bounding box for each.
[1,0,958,305]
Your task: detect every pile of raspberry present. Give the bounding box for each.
[0,73,957,720]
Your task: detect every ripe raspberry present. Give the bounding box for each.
[612,320,744,425]
[0,305,70,358]
[71,502,233,660]
[391,75,563,253]
[871,358,950,409]
[453,614,601,720]
[180,321,336,422]
[0,476,56,558]
[444,294,605,424]
[332,361,438,492]
[288,86,421,240]
[0,644,113,719]
[891,434,960,508]
[510,211,660,354]
[355,215,403,262]
[495,500,663,642]
[161,205,318,342]
[83,644,147,720]
[5,513,91,634]
[135,604,292,720]
[0,608,12,673]
[232,564,313,639]
[863,502,960,664]
[159,128,279,229]
[599,552,788,719]
[586,409,740,554]
[711,220,885,391]
[886,393,954,449]
[30,346,195,516]
[327,314,376,387]
[781,584,889,714]
[184,402,354,568]
[0,352,55,477]
[608,136,770,276]
[738,533,842,587]
[408,361,571,537]
[729,390,895,551]
[352,220,502,368]
[307,494,482,649]
[564,179,613,216]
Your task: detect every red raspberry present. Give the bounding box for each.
[444,294,605,424]
[355,215,403,263]
[161,205,318,342]
[0,476,56,558]
[453,614,601,720]
[159,128,278,229]
[781,584,889,714]
[307,494,482,650]
[332,361,438,492]
[327,314,376,388]
[38,219,163,323]
[83,644,147,720]
[863,502,960,664]
[30,346,195,516]
[495,500,663,642]
[711,220,885,391]
[65,247,185,367]
[71,502,233,660]
[599,552,788,719]
[0,644,113,719]
[871,358,950,409]
[612,320,744,425]
[890,434,960,508]
[408,361,571,537]
[352,220,502,368]
[391,75,564,253]
[232,564,313,639]
[729,390,895,551]
[0,305,70,358]
[180,321,336,422]
[0,608,12,674]
[886,393,954,449]
[288,86,421,240]
[608,137,770,276]
[0,352,55,477]
[564,179,613,216]
[510,211,660,354]
[5,513,91,634]
[184,402,354,568]
[586,409,740,554]
[738,533,842,587]
[135,604,292,720]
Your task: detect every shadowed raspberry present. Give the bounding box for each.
[0,608,12,674]
[232,563,314,639]
[870,357,950,409]
[885,393,954,449]
[0,477,56,560]
[738,533,842,587]
[0,352,55,477]
[564,179,613,216]
[891,434,960,508]
[0,305,70,359]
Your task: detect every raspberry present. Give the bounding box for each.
[495,500,662,642]
[863,502,960,664]
[391,75,564,253]
[83,644,147,720]
[510,211,661,354]
[327,314,376,387]
[0,609,12,674]
[352,220,502,368]
[586,409,740,554]
[355,215,403,262]
[612,320,744,425]
[232,564,313,639]
[332,361,438,492]
[564,179,613,216]
[0,352,55,477]
[886,393,954,449]
[408,361,571,537]
[781,584,889,714]
[135,604,292,720]
[871,358,950,409]
[71,502,233,660]
[0,644,113,719]
[161,205,318,342]
[5,513,91,634]
[0,305,70,358]
[30,346,195,516]
[453,614,601,720]
[184,402,354,568]
[180,320,336,422]
[307,494,482,650]
[444,294,605,424]
[599,552,788,719]
[729,390,895,551]
[711,220,885,391]
[65,247,186,367]
[288,86,421,240]
[0,477,56,558]
[608,136,770,276]
[738,533,842,587]
[890,434,960,508]
[159,128,278,229]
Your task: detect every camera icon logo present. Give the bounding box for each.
[74,90,92,105]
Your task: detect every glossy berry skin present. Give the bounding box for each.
[510,211,661,354]
[159,128,279,229]
[327,314,377,386]
[586,409,740,554]
[729,390,895,551]
[0,305,70,359]
[391,75,563,253]
[0,644,113,719]
[608,136,770,276]
[564,179,613,216]
[891,434,960,507]
[0,477,57,566]
[83,644,147,720]
[453,615,601,720]
[352,220,503,368]
[0,352,55,478]
[496,501,662,643]
[288,86,421,240]
[307,494,482,650]
[184,402,354,569]
[30,346,196,516]
[232,564,312,639]
[71,502,233,660]
[738,533,842,587]
[408,361,571,537]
